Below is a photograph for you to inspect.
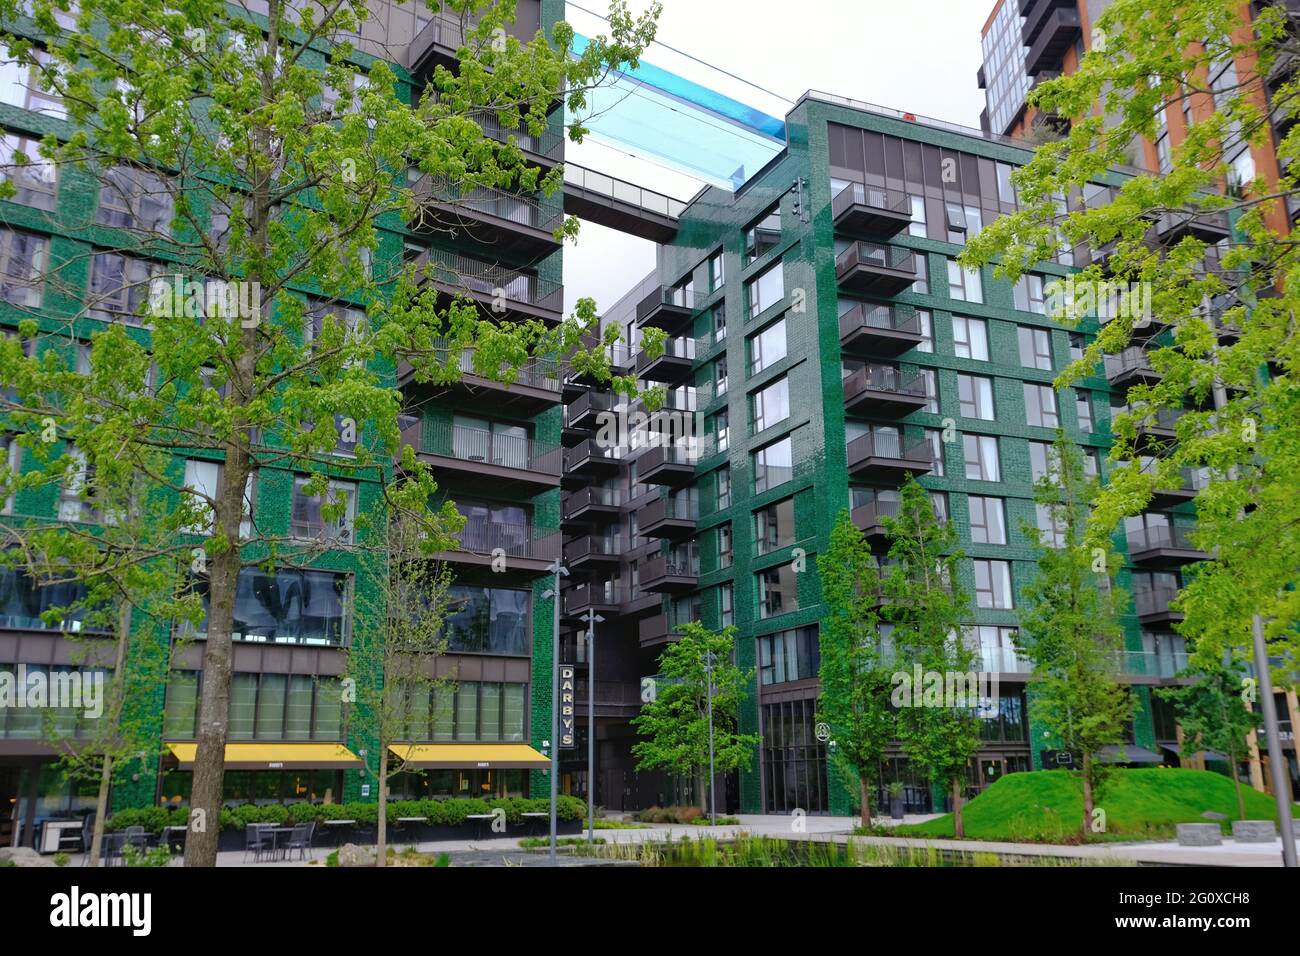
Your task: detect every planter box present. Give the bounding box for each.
[1231,820,1277,843]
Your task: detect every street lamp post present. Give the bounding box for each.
[584,608,604,845]
[542,558,568,867]
[703,651,716,826]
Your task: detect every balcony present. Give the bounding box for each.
[1124,406,1184,446]
[1126,524,1210,566]
[563,584,627,618]
[398,345,561,414]
[636,286,697,333]
[1135,585,1184,625]
[850,498,900,542]
[640,555,699,594]
[561,486,624,528]
[412,248,563,324]
[566,535,624,570]
[470,109,564,170]
[838,302,924,356]
[638,495,698,540]
[846,432,933,479]
[438,519,560,576]
[1023,3,1082,76]
[831,183,913,237]
[571,679,642,717]
[637,443,697,487]
[565,389,617,432]
[842,364,929,416]
[638,613,692,649]
[399,416,561,491]
[977,645,1034,677]
[1104,347,1161,389]
[1117,648,1191,683]
[634,335,700,382]
[408,12,468,75]
[835,242,917,296]
[1150,466,1208,510]
[1153,209,1231,246]
[562,439,623,486]
[411,176,563,258]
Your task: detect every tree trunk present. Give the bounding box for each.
[376,746,388,867]
[1081,752,1094,840]
[951,778,964,838]
[859,773,872,829]
[88,754,113,868]
[1230,746,1246,821]
[90,600,132,866]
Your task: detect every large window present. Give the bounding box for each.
[451,414,529,470]
[396,680,527,742]
[165,671,344,742]
[719,582,734,628]
[0,564,95,631]
[446,585,530,656]
[757,565,798,619]
[754,497,796,555]
[963,434,1000,482]
[707,249,725,292]
[748,317,787,374]
[952,316,989,361]
[1036,503,1068,548]
[0,664,110,739]
[182,459,255,539]
[744,204,781,264]
[291,476,357,544]
[973,559,1014,609]
[968,495,1006,545]
[947,259,982,303]
[0,48,66,117]
[753,435,793,493]
[715,464,731,510]
[746,260,784,318]
[453,499,530,554]
[757,626,820,685]
[762,698,828,813]
[1023,383,1059,428]
[0,132,56,210]
[1013,275,1046,314]
[1,434,18,514]
[751,376,790,433]
[87,251,159,323]
[717,522,733,569]
[182,567,351,646]
[0,228,48,307]
[96,166,174,233]
[958,373,995,420]
[1017,325,1053,369]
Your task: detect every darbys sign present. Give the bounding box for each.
[559,665,577,748]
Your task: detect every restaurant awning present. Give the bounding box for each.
[1097,745,1164,765]
[1161,743,1229,763]
[388,744,551,770]
[164,742,363,771]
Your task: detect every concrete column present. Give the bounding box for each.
[1247,730,1266,792]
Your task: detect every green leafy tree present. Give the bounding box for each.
[1016,432,1133,838]
[816,510,893,828]
[631,622,759,812]
[0,0,660,866]
[1158,657,1262,821]
[882,475,981,837]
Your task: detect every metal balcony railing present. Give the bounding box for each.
[568,535,624,561]
[1126,523,1202,555]
[1134,585,1182,618]
[835,241,915,277]
[433,340,561,392]
[415,176,563,233]
[838,301,921,339]
[1104,347,1157,380]
[976,646,1034,674]
[831,182,913,220]
[469,109,564,161]
[563,165,688,220]
[1117,648,1190,680]
[565,438,623,470]
[416,248,564,313]
[846,431,932,466]
[408,419,561,475]
[642,555,700,581]
[452,518,560,562]
[563,486,624,517]
[842,363,927,399]
[640,495,700,524]
[572,679,642,708]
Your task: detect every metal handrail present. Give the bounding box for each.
[416,247,563,311]
[563,164,689,219]
[835,240,915,276]
[838,301,921,338]
[831,181,913,219]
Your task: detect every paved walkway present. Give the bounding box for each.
[208,814,1299,867]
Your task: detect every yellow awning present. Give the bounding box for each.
[165,742,363,771]
[388,743,551,770]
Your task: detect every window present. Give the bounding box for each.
[167,671,344,742]
[1023,383,1059,428]
[1077,392,1093,433]
[1017,326,1053,370]
[930,491,949,525]
[182,459,255,539]
[757,565,798,619]
[717,523,733,569]
[973,559,1014,609]
[290,476,357,544]
[711,304,727,342]
[908,195,927,237]
[751,376,790,433]
[393,680,527,742]
[1069,332,1086,363]
[972,625,1024,677]
[947,259,982,303]
[753,436,793,493]
[744,204,780,264]
[996,162,1016,205]
[757,626,820,685]
[945,203,982,243]
[1,434,18,514]
[968,496,1007,545]
[58,445,97,523]
[711,408,729,453]
[916,310,933,353]
[0,48,66,117]
[87,251,158,323]
[754,497,796,555]
[918,368,939,414]
[748,317,787,374]
[912,253,929,295]
[0,133,56,210]
[716,465,732,510]
[958,374,995,420]
[1035,503,1068,548]
[713,356,729,398]
[964,434,1000,482]
[707,249,725,292]
[719,582,734,628]
[446,585,530,656]
[1013,275,1046,314]
[452,415,529,470]
[0,565,95,632]
[0,228,47,307]
[96,166,174,233]
[305,297,367,361]
[183,567,351,646]
[925,428,945,476]
[746,260,784,317]
[952,316,989,361]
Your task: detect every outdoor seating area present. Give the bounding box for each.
[243,822,317,864]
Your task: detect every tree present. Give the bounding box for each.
[631,622,759,812]
[816,510,894,828]
[1158,657,1262,821]
[0,0,660,866]
[1016,432,1133,839]
[342,511,457,867]
[882,475,981,838]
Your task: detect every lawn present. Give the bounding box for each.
[892,768,1300,844]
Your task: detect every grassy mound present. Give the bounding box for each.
[894,768,1299,844]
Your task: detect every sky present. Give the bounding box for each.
[560,0,995,315]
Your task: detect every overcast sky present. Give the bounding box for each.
[561,0,994,314]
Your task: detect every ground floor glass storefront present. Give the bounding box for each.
[388,769,529,800]
[158,770,345,807]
